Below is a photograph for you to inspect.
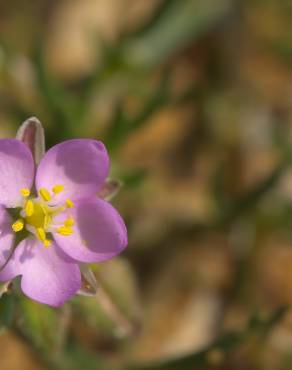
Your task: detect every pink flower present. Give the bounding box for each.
[0,119,127,307]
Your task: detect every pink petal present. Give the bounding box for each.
[36,139,109,204]
[0,205,15,272]
[0,139,34,207]
[0,237,81,307]
[53,198,128,263]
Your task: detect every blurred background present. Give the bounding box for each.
[1,0,292,369]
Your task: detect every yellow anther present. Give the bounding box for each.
[35,228,51,247]
[66,199,74,208]
[64,217,75,227]
[36,227,46,242]
[52,185,64,194]
[25,200,34,217]
[57,226,73,236]
[44,239,51,248]
[39,188,52,202]
[44,214,51,229]
[12,219,24,232]
[20,188,30,197]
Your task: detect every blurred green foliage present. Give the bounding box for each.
[1,0,292,369]
[128,306,289,370]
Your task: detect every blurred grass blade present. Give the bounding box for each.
[220,159,288,226]
[130,72,170,131]
[248,305,290,338]
[105,71,170,152]
[132,0,178,39]
[104,100,127,152]
[120,170,147,188]
[0,294,14,332]
[124,0,232,67]
[33,42,78,138]
[18,296,60,354]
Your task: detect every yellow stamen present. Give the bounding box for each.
[57,226,73,236]
[44,214,51,229]
[66,199,74,208]
[39,188,52,202]
[12,219,24,232]
[52,184,64,194]
[36,227,51,247]
[20,188,30,197]
[44,239,51,248]
[64,217,74,227]
[13,185,78,247]
[25,200,34,217]
[36,227,46,242]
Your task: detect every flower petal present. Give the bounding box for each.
[53,198,128,263]
[0,237,81,307]
[0,205,15,273]
[0,139,34,207]
[36,139,109,203]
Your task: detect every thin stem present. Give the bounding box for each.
[95,272,140,338]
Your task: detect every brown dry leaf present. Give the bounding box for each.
[121,107,193,171]
[120,106,215,230]
[256,236,292,306]
[46,0,121,79]
[239,49,292,107]
[246,1,292,46]
[6,55,38,109]
[45,0,159,79]
[0,330,46,370]
[128,235,233,362]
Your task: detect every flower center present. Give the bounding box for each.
[11,185,75,247]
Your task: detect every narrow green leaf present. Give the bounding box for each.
[124,0,232,67]
[0,294,14,330]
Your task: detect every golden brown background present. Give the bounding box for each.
[1,0,292,369]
